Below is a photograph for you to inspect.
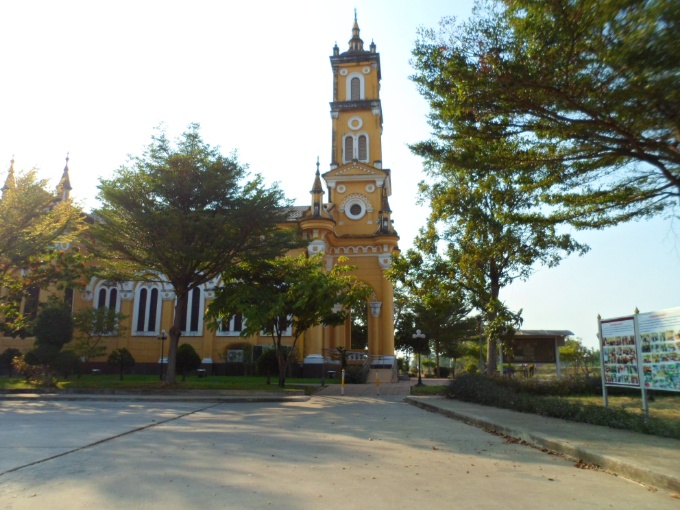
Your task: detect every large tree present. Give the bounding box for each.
[411,137,585,373]
[389,250,477,377]
[207,254,371,387]
[0,169,84,334]
[91,124,299,384]
[411,0,679,227]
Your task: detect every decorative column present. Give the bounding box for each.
[368,299,382,355]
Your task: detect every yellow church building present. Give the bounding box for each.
[1,17,400,376]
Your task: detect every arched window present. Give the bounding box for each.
[343,134,369,163]
[345,73,365,101]
[344,136,354,163]
[95,283,120,312]
[217,314,245,336]
[350,77,360,100]
[358,134,368,162]
[179,287,204,335]
[133,284,161,335]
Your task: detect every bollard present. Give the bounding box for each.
[341,369,345,396]
[376,373,380,396]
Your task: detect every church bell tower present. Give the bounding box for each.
[300,14,399,361]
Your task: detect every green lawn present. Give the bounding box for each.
[0,374,337,394]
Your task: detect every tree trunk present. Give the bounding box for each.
[486,272,501,375]
[165,289,187,385]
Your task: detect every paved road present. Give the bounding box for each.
[1,397,677,509]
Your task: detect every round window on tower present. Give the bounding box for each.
[345,199,366,220]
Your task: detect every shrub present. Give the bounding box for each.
[176,343,202,381]
[438,367,450,378]
[465,363,478,374]
[51,350,83,379]
[257,348,279,384]
[446,373,680,439]
[344,365,369,384]
[0,348,22,377]
[108,348,135,381]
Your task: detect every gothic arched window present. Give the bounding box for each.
[179,287,204,335]
[133,284,161,335]
[344,136,354,163]
[350,77,361,100]
[358,134,368,162]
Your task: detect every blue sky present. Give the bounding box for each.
[1,1,677,349]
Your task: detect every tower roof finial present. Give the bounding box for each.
[348,10,364,52]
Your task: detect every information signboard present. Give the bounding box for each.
[638,307,680,392]
[599,316,640,387]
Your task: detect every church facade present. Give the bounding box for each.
[1,17,400,370]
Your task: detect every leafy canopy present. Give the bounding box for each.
[91,124,300,384]
[411,0,680,227]
[208,254,371,387]
[0,169,85,334]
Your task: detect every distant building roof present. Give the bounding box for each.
[514,330,574,338]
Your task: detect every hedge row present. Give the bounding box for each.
[446,373,680,440]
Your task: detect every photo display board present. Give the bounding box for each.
[600,316,640,387]
[638,307,680,392]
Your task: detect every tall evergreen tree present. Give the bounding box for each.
[91,124,299,384]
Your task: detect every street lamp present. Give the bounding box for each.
[158,329,167,381]
[412,329,426,386]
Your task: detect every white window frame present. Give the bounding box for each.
[261,314,293,338]
[177,287,205,336]
[132,283,162,336]
[342,133,370,163]
[346,72,365,100]
[93,282,121,313]
[216,314,246,337]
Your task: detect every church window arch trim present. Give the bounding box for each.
[345,72,365,100]
[342,132,370,163]
[93,281,122,313]
[132,282,162,336]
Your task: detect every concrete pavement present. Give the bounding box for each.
[2,379,679,494]
[1,396,678,509]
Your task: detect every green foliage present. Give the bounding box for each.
[0,169,86,335]
[256,348,279,384]
[0,348,22,377]
[208,253,371,387]
[343,365,369,384]
[350,301,368,350]
[447,373,679,439]
[560,337,600,377]
[72,307,127,361]
[411,0,679,224]
[465,363,478,374]
[90,124,299,384]
[422,359,436,376]
[107,348,135,381]
[176,343,202,381]
[27,301,74,368]
[51,350,83,379]
[389,250,477,378]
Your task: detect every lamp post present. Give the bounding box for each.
[158,329,167,381]
[412,329,426,387]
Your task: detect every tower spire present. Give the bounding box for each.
[311,157,324,217]
[2,157,16,196]
[348,10,364,52]
[56,153,72,202]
